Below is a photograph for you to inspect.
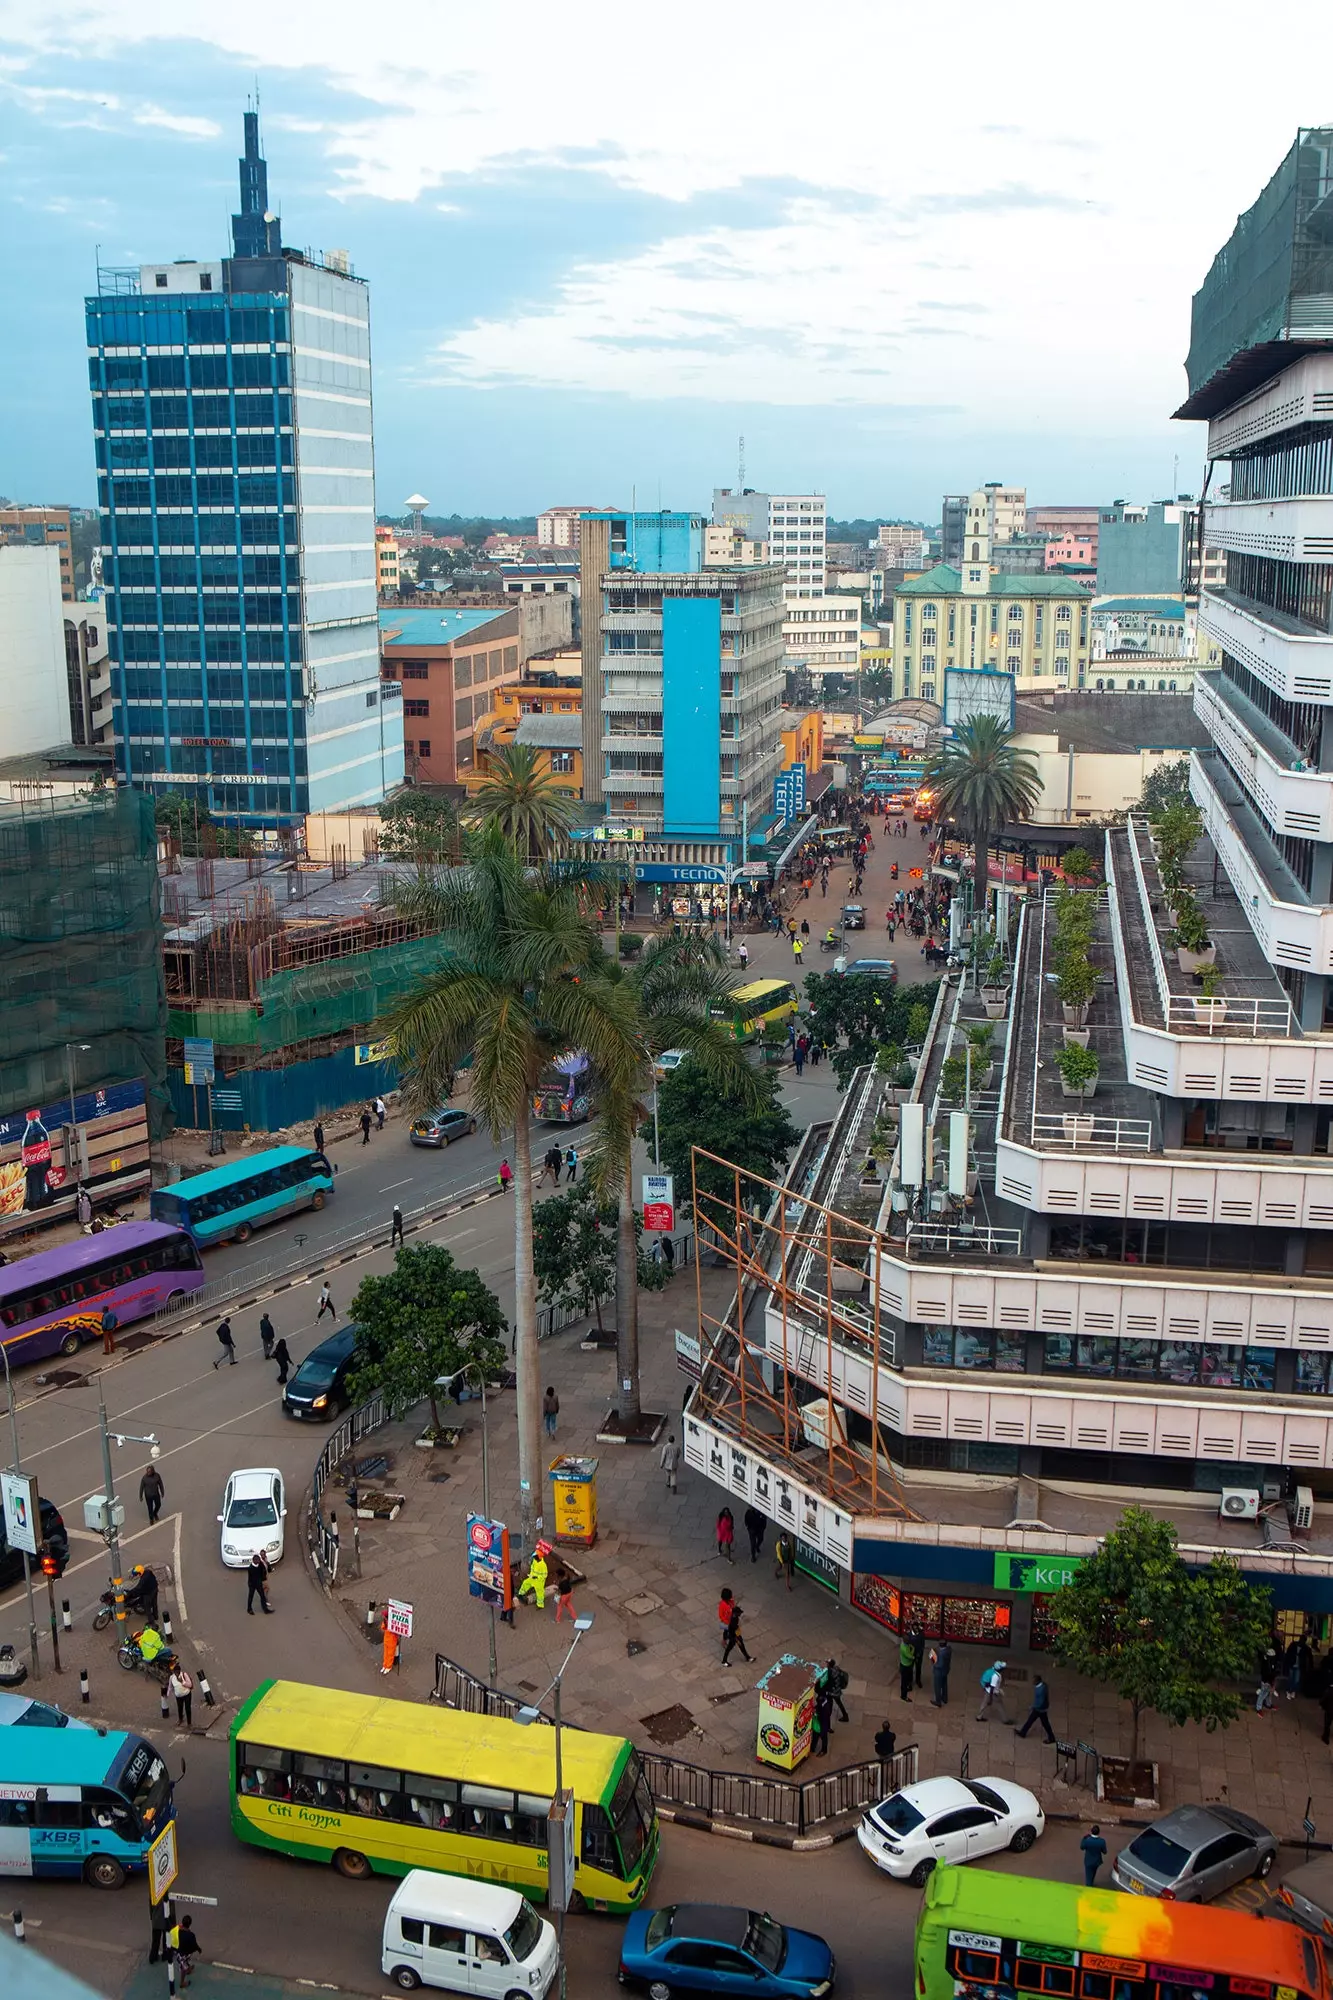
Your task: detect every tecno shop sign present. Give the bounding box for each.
[992,1552,1084,1593]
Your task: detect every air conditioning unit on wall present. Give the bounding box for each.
[1291,1486,1316,1532]
[1220,1488,1260,1520]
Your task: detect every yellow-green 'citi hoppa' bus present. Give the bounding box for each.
[230,1681,659,1914]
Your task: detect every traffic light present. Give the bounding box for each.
[40,1550,60,1579]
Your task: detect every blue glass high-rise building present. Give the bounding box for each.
[88,112,402,827]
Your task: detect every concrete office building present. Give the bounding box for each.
[0,546,72,759]
[943,483,1025,565]
[0,506,75,600]
[783,593,863,677]
[674,131,1333,1644]
[712,488,826,597]
[89,111,401,828]
[578,511,785,850]
[538,505,617,549]
[875,523,930,567]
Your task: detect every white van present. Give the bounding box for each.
[381,1871,559,1997]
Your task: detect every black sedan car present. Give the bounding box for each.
[840,903,866,931]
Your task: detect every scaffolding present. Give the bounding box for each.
[0,789,168,1130]
[688,1146,919,1525]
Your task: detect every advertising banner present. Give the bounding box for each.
[467,1514,512,1607]
[0,1080,149,1238]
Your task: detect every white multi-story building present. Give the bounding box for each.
[783,593,862,676]
[679,138,1333,1647]
[0,545,70,759]
[875,523,930,567]
[712,488,826,598]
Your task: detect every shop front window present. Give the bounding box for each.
[1296,1351,1332,1395]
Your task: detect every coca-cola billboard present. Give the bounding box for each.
[0,1079,149,1235]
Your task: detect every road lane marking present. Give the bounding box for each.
[378,1179,412,1192]
[174,1506,187,1624]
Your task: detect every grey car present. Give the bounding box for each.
[1113,1803,1277,1902]
[408,1107,478,1148]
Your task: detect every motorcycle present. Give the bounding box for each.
[94,1585,158,1632]
[818,933,842,954]
[117,1631,177,1686]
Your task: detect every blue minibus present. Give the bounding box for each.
[0,1727,174,1888]
[150,1146,334,1248]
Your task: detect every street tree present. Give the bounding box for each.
[347,1242,508,1436]
[588,932,759,1435]
[377,790,461,866]
[802,972,939,1089]
[466,743,579,860]
[382,827,639,1546]
[655,1057,800,1219]
[922,715,1041,919]
[532,1182,665,1338]
[1049,1504,1271,1767]
[1137,757,1193,818]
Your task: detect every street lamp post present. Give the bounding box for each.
[64,1042,91,1187]
[517,1615,594,2000]
[0,1340,41,1681]
[445,1363,496,1688]
[97,1384,159,1628]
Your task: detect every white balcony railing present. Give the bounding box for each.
[1194,672,1333,842]
[1198,591,1333,705]
[1191,750,1333,975]
[903,1221,1025,1259]
[1205,495,1333,564]
[1031,1112,1155,1152]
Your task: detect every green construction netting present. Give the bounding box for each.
[0,789,169,1131]
[169,933,446,1052]
[1186,128,1333,398]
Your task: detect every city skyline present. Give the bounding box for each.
[4,4,1333,514]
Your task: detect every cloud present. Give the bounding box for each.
[132,103,219,137]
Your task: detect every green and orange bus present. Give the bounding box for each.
[915,1865,1327,2000]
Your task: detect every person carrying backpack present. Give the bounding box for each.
[976,1659,1010,1723]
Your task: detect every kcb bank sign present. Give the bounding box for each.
[992,1552,1084,1593]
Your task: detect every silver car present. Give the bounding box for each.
[1113,1803,1277,1901]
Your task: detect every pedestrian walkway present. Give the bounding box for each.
[327,1254,1333,1839]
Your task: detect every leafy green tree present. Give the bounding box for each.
[1050,1505,1272,1766]
[655,1059,799,1218]
[347,1243,508,1435]
[1137,757,1193,818]
[153,791,251,858]
[533,1182,665,1336]
[922,715,1042,919]
[466,743,579,859]
[377,790,461,865]
[382,827,640,1543]
[802,973,939,1089]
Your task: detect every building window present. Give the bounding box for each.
[922,604,937,622]
[1006,655,1021,673]
[1056,605,1071,622]
[399,663,428,680]
[417,739,431,757]
[968,569,982,584]
[549,751,576,774]
[403,699,429,718]
[921,682,935,700]
[154,273,168,288]
[199,272,213,291]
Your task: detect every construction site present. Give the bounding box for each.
[160,831,438,1135]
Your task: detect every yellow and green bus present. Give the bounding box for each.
[710,978,799,1043]
[915,1864,1327,2000]
[230,1680,659,1915]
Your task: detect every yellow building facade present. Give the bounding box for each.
[893,496,1090,700]
[463,674,583,798]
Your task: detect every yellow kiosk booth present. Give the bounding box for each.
[549,1455,599,1546]
[755,1654,816,1770]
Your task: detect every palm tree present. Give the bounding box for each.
[466,743,579,861]
[589,934,761,1434]
[923,715,1042,923]
[382,828,638,1549]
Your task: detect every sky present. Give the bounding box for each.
[2,2,1332,521]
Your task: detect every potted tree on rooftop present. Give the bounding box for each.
[1173,894,1216,975]
[1057,1040,1099,1142]
[1193,962,1228,1029]
[1057,954,1097,1032]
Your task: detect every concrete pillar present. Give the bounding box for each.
[1299,974,1330,1032]
[1160,1098,1185,1148]
[1293,1108,1318,1156]
[1026,1215,1051,1258]
[1286,1231,1308,1278]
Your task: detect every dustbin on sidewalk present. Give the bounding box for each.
[549,1455,598,1547]
[755,1654,816,1771]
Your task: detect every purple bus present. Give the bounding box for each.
[0,1223,204,1366]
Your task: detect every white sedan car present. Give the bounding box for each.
[857,1774,1045,1885]
[218,1467,287,1570]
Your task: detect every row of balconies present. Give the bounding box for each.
[766,1304,1333,1468]
[1193,672,1333,841]
[1191,748,1333,973]
[1198,590,1333,704]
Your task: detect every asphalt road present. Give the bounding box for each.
[4,1749,1100,2000]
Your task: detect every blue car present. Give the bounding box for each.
[618,1904,835,1998]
